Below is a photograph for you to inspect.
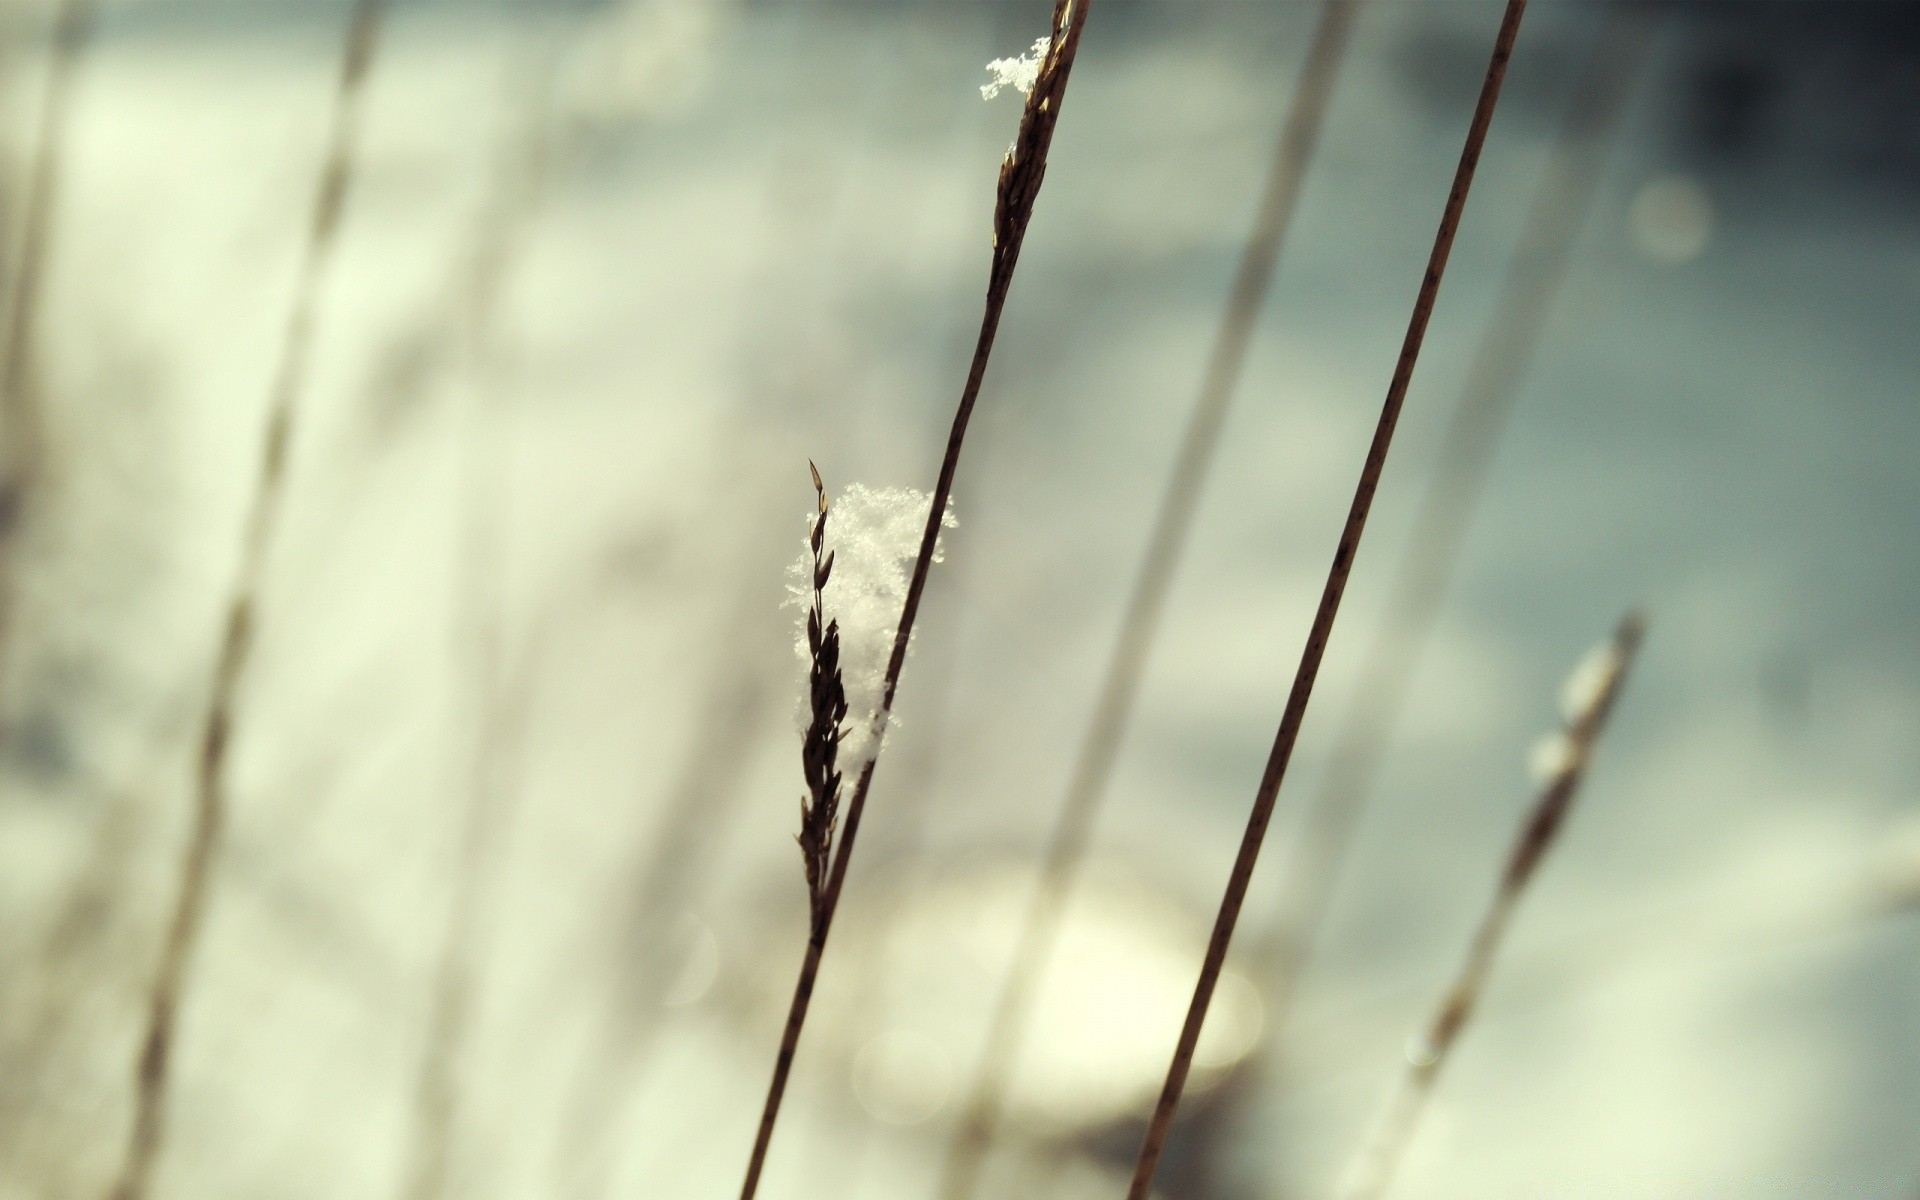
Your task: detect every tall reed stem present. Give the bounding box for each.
[1255,0,1660,1035]
[105,5,389,1197]
[1337,613,1645,1200]
[934,4,1362,1195]
[0,0,96,723]
[400,66,559,1200]
[737,4,1092,1196]
[1124,2,1531,1195]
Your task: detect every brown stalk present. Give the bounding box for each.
[1254,0,1661,1037]
[798,461,848,932]
[554,653,772,1199]
[401,650,539,1200]
[1337,613,1645,1200]
[1124,2,1532,1195]
[558,38,909,1179]
[104,4,389,1197]
[0,0,96,724]
[737,3,1093,1196]
[1217,15,1660,1188]
[401,56,559,1200]
[1288,823,1917,1068]
[550,502,797,1200]
[934,3,1363,1195]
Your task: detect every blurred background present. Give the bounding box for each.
[0,0,1915,1197]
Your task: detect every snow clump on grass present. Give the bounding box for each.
[981,36,1052,101]
[789,484,956,771]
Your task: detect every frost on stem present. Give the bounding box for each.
[1527,628,1634,785]
[1559,636,1625,721]
[788,474,956,782]
[981,36,1052,101]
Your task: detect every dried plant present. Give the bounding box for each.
[1197,13,1664,1191]
[797,461,848,933]
[738,3,1093,1196]
[105,4,391,1197]
[0,0,96,721]
[935,3,1363,1195]
[402,53,562,1200]
[1125,2,1533,1195]
[1378,822,1920,1040]
[554,616,775,1197]
[1337,613,1646,1200]
[1254,0,1662,1035]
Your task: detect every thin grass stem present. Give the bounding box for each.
[0,0,96,724]
[737,4,1093,1196]
[401,50,560,1200]
[1254,0,1662,1036]
[1284,824,1916,1069]
[103,5,389,1197]
[556,655,773,1199]
[933,4,1363,1195]
[1336,613,1645,1200]
[1213,17,1662,1190]
[557,35,912,1184]
[1124,2,1532,1194]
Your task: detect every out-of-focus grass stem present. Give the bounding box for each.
[0,0,96,732]
[1254,0,1662,1033]
[1336,613,1645,1200]
[1125,2,1532,1194]
[105,4,390,1197]
[934,4,1363,1195]
[738,4,1094,1196]
[400,44,561,1200]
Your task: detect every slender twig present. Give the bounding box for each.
[738,4,1093,1196]
[933,4,1362,1194]
[1124,3,1532,1195]
[1283,825,1917,1074]
[0,754,145,1176]
[401,51,559,1200]
[104,5,389,1197]
[554,650,773,1199]
[0,0,96,725]
[1222,14,1660,1190]
[557,32,918,1182]
[816,581,975,1200]
[1337,613,1645,1200]
[1255,0,1661,1035]
[401,659,539,1200]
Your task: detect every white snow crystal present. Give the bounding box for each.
[790,484,957,772]
[1526,731,1579,784]
[980,36,1052,101]
[1558,637,1624,722]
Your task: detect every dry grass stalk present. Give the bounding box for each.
[1254,0,1662,1036]
[934,3,1363,1194]
[0,0,97,724]
[1124,2,1532,1195]
[738,3,1093,1195]
[1406,828,1920,1038]
[555,660,772,1199]
[401,57,561,1200]
[1337,612,1646,1200]
[559,62,921,1179]
[551,529,793,1200]
[402,648,541,1200]
[798,461,849,930]
[104,4,390,1197]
